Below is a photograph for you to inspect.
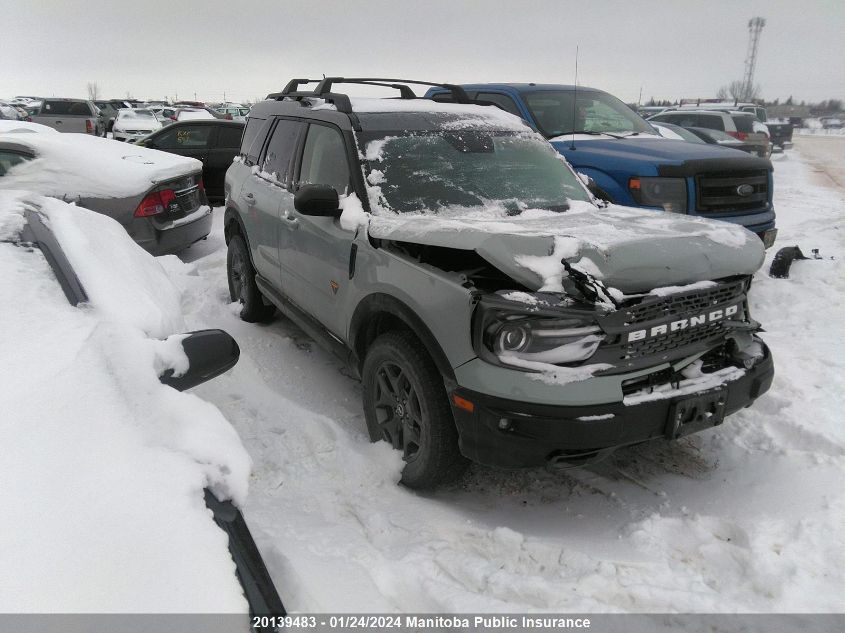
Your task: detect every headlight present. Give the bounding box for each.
[473,293,605,370]
[629,177,687,213]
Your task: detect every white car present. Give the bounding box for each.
[0,190,264,613]
[175,108,217,122]
[112,108,162,142]
[216,105,251,122]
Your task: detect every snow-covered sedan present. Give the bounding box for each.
[0,191,283,619]
[0,131,212,254]
[112,107,162,142]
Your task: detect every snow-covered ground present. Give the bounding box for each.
[163,146,845,613]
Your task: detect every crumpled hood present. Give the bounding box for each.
[367,201,764,293]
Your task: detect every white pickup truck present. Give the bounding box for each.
[30,98,103,135]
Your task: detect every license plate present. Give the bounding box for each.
[665,388,728,439]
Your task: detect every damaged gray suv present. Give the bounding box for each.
[224,78,774,489]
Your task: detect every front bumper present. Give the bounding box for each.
[450,344,774,469]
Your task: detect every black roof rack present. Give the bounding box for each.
[266,77,470,114]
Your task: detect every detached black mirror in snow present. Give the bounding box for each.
[159,329,241,392]
[294,184,340,216]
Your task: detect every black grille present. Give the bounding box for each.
[696,170,768,212]
[623,281,745,326]
[590,279,749,372]
[622,322,726,360]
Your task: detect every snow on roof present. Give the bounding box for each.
[0,191,250,611]
[313,97,530,130]
[0,132,201,199]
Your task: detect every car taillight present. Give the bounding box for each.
[134,189,177,217]
[728,131,748,141]
[86,119,94,134]
[25,116,32,122]
[224,113,233,120]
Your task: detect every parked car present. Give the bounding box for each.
[224,77,774,489]
[30,98,103,135]
[764,121,794,149]
[426,83,777,247]
[112,108,162,142]
[175,107,218,122]
[148,105,177,123]
[93,100,131,133]
[648,109,770,157]
[0,132,212,254]
[136,119,245,203]
[217,105,251,122]
[1,192,284,619]
[683,127,758,153]
[0,120,58,136]
[820,117,843,129]
[0,103,25,120]
[650,121,709,143]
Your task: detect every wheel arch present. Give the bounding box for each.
[349,293,456,385]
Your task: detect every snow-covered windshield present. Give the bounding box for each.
[524,90,655,138]
[361,130,591,215]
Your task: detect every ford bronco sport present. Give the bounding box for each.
[224,78,774,489]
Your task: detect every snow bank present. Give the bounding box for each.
[0,192,251,612]
[0,132,202,198]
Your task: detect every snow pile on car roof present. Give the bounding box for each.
[0,191,250,611]
[0,132,202,198]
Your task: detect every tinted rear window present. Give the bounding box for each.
[732,115,754,133]
[218,125,245,148]
[695,114,726,131]
[240,117,267,164]
[41,100,92,116]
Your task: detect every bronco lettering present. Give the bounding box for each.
[627,303,740,343]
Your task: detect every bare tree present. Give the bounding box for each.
[717,80,761,102]
[87,82,99,101]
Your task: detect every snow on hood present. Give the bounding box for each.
[368,200,764,293]
[549,136,759,163]
[0,132,201,199]
[0,191,250,611]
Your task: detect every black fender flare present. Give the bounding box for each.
[349,293,457,384]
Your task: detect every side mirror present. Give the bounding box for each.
[159,329,240,391]
[294,184,340,216]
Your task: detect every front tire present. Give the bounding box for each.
[362,331,467,489]
[227,233,275,322]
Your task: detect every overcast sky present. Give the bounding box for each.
[3,0,843,104]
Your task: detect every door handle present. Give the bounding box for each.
[282,214,299,230]
[244,192,256,205]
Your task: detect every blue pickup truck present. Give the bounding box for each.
[426,83,777,247]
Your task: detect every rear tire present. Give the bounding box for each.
[227,234,275,323]
[362,331,468,489]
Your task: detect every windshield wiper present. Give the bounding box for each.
[553,130,628,140]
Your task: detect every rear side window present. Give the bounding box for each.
[732,115,754,133]
[297,123,350,195]
[260,118,302,183]
[240,117,267,164]
[696,114,726,131]
[217,125,244,148]
[155,125,212,149]
[41,100,92,116]
[476,92,522,118]
[0,150,33,176]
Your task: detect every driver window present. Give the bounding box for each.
[298,124,350,195]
